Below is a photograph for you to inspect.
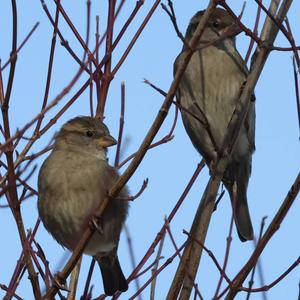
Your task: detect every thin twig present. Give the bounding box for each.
[116,179,148,201]
[150,221,166,300]
[113,162,205,299]
[245,0,262,64]
[81,259,96,300]
[183,230,232,286]
[128,242,187,300]
[1,22,40,71]
[246,216,268,300]
[166,221,204,299]
[124,225,143,300]
[114,82,126,167]
[213,187,236,298]
[161,1,187,46]
[292,56,300,138]
[225,172,300,299]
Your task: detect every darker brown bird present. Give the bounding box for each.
[174,8,256,241]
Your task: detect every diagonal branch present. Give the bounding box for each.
[225,171,300,299]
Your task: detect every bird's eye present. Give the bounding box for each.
[86,130,94,137]
[212,20,220,28]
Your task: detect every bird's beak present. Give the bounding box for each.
[95,135,117,147]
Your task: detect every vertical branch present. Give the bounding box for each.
[89,60,94,117]
[96,0,116,118]
[3,0,17,106]
[0,61,5,106]
[244,0,262,64]
[246,216,268,300]
[292,54,300,137]
[34,0,60,133]
[85,0,91,62]
[124,225,142,300]
[81,259,96,300]
[213,207,235,298]
[94,15,101,113]
[150,221,166,300]
[1,1,42,298]
[95,15,100,64]
[114,81,125,167]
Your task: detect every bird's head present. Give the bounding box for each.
[185,8,242,46]
[55,116,117,157]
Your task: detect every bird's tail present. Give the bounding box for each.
[229,182,254,242]
[96,255,128,296]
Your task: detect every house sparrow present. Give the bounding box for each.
[38,116,129,295]
[174,8,256,241]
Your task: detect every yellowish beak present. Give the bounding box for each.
[95,135,117,147]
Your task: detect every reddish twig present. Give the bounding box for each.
[23,144,54,162]
[4,220,41,300]
[245,0,262,64]
[240,257,300,293]
[224,172,300,299]
[161,1,186,46]
[95,0,116,118]
[128,242,187,300]
[1,22,40,71]
[292,54,300,138]
[0,284,23,300]
[35,1,60,134]
[246,216,268,300]
[0,61,4,105]
[165,221,203,299]
[114,82,126,167]
[124,225,142,300]
[111,0,161,76]
[53,0,98,67]
[213,186,236,298]
[252,0,300,68]
[150,226,166,300]
[117,103,178,169]
[126,162,204,283]
[81,259,96,300]
[116,179,148,201]
[0,60,86,155]
[40,0,90,73]
[183,230,232,286]
[132,257,164,281]
[1,0,42,297]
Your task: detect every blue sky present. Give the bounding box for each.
[0,1,299,299]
